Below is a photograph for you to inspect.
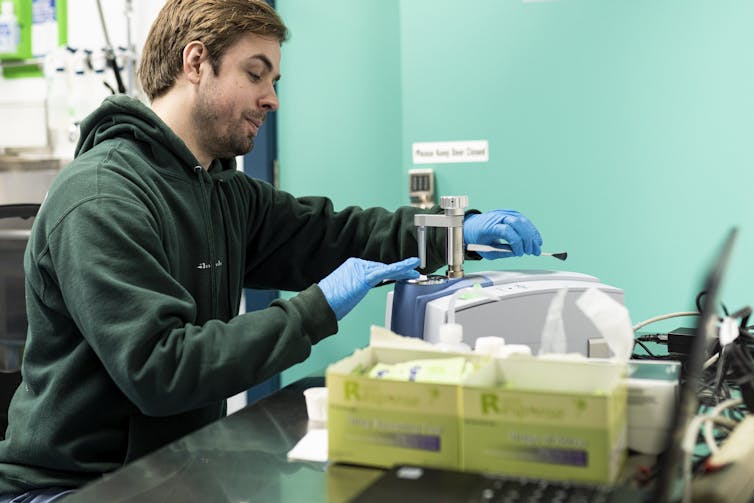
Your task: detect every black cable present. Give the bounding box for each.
[729,343,754,373]
[633,339,658,357]
[636,333,668,344]
[695,291,707,312]
[713,345,731,398]
[694,289,728,317]
[106,52,126,94]
[732,307,752,328]
[96,0,127,94]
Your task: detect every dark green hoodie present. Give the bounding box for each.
[0,95,447,492]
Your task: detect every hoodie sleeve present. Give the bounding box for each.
[237,177,449,291]
[40,195,336,416]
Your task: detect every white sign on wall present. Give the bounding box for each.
[412,140,489,165]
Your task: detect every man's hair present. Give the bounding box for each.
[138,0,288,101]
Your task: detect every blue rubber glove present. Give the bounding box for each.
[464,209,542,258]
[319,257,421,320]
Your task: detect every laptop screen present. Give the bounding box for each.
[651,228,738,502]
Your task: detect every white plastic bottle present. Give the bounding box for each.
[0,1,19,55]
[88,49,111,110]
[434,323,471,353]
[66,49,91,147]
[46,52,75,160]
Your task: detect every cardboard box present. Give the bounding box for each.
[626,360,680,455]
[327,327,628,484]
[327,345,464,469]
[461,355,628,484]
[327,326,490,469]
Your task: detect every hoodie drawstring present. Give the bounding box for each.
[216,181,236,314]
[194,166,219,317]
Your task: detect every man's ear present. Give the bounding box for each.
[182,41,207,85]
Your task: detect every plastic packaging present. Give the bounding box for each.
[0,1,19,55]
[368,357,472,384]
[539,288,568,355]
[576,287,633,361]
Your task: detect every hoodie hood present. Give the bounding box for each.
[76,95,236,174]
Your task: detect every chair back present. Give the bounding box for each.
[0,203,40,438]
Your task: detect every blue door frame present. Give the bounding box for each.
[242,8,281,402]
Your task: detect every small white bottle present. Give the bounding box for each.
[474,336,505,355]
[435,323,471,353]
[0,1,19,55]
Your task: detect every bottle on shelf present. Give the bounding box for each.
[0,1,19,55]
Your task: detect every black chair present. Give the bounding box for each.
[0,203,40,439]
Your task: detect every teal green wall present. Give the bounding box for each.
[276,0,403,385]
[399,0,753,330]
[276,0,753,384]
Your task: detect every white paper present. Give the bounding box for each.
[286,428,328,463]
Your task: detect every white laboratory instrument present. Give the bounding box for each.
[386,194,624,356]
[385,269,623,356]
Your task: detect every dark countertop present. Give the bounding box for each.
[65,377,383,503]
[50,375,754,503]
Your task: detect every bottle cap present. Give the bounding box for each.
[474,336,505,354]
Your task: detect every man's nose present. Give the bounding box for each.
[260,85,279,112]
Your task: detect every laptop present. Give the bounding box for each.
[349,229,738,503]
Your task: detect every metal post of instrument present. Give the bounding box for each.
[417,225,427,269]
[413,195,468,278]
[441,195,468,278]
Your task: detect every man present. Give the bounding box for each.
[0,0,542,500]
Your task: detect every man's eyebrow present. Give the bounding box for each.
[250,54,281,82]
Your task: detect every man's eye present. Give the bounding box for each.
[248,73,261,82]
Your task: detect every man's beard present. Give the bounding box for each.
[192,97,255,159]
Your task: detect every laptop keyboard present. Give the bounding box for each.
[476,476,615,503]
[348,465,643,503]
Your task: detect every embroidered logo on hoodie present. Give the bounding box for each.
[196,260,223,270]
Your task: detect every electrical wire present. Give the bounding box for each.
[632,311,700,332]
[703,353,719,370]
[631,311,699,360]
[699,398,743,455]
[95,0,126,94]
[633,338,658,357]
[636,296,754,502]
[681,412,740,503]
[632,333,672,358]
